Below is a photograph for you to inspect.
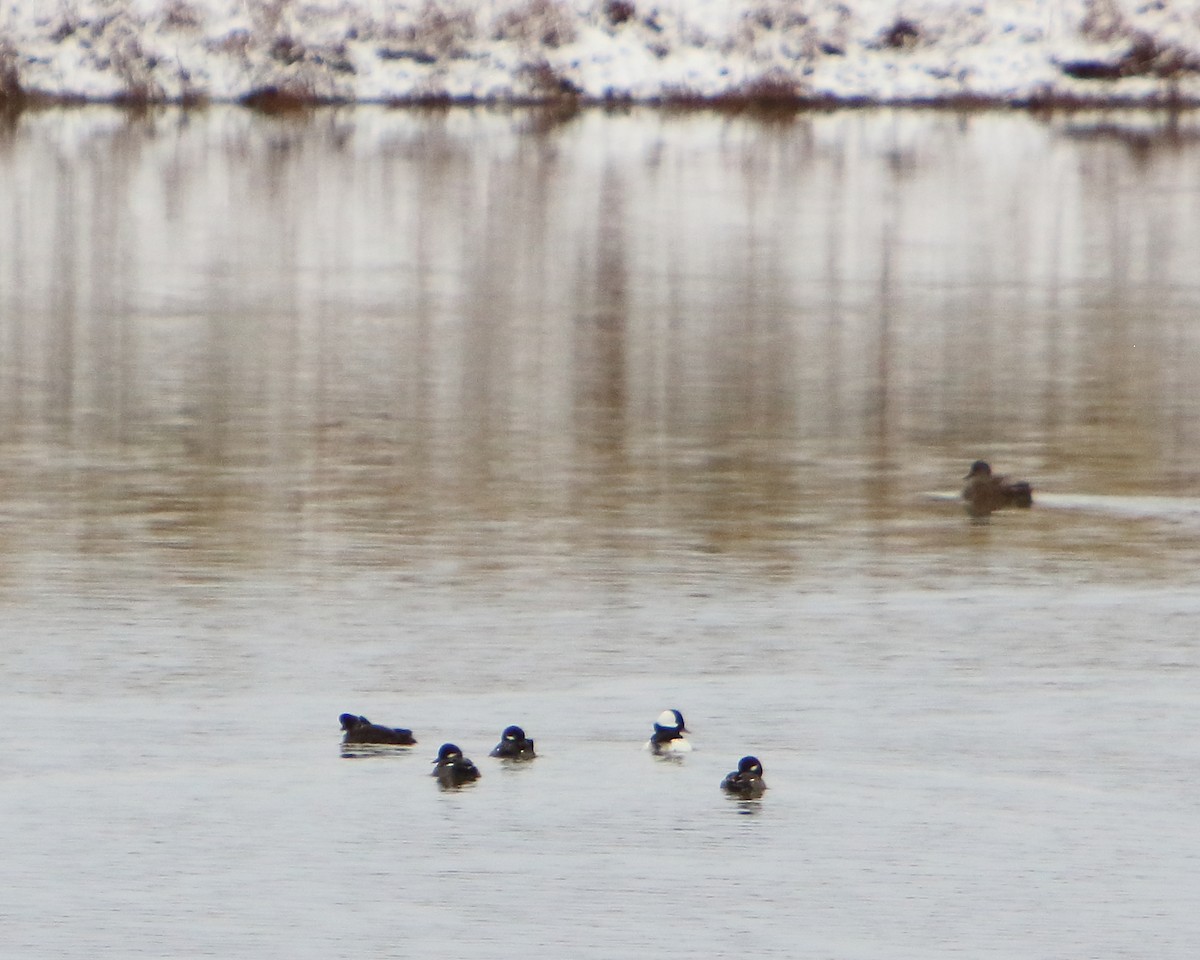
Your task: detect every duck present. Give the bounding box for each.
[720,756,767,799]
[961,460,1033,518]
[490,725,536,760]
[432,743,481,787]
[646,709,692,755]
[339,713,416,745]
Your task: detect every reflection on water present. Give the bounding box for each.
[5,107,1200,960]
[727,798,765,817]
[1,107,1199,597]
[338,743,418,760]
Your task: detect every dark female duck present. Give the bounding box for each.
[721,756,767,799]
[962,460,1033,519]
[339,713,416,745]
[432,743,481,788]
[490,725,536,760]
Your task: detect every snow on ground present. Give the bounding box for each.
[1,0,1199,105]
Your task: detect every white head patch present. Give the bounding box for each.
[656,710,678,728]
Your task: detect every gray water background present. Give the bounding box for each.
[1,106,1199,959]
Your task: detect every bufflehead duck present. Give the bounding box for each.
[432,743,481,788]
[961,460,1033,519]
[339,713,416,745]
[490,725,536,760]
[721,756,767,799]
[646,709,692,755]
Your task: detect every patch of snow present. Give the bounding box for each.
[1,0,1199,104]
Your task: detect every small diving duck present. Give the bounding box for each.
[490,725,536,760]
[646,709,692,755]
[961,460,1033,519]
[720,756,767,799]
[432,743,481,788]
[339,713,416,745]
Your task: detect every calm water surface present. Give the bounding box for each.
[2,106,1199,959]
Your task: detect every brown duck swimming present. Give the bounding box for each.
[962,461,1033,518]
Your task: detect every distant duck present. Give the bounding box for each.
[646,709,692,755]
[961,460,1033,518]
[720,756,767,799]
[339,713,416,745]
[432,743,481,787]
[490,725,536,760]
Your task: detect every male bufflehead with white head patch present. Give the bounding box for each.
[646,709,692,755]
[490,725,536,760]
[720,756,767,799]
[432,743,481,788]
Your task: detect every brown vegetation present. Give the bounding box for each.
[3,0,1199,112]
[876,17,922,50]
[603,1,637,27]
[1060,32,1200,82]
[109,34,167,105]
[240,84,325,112]
[161,0,203,31]
[1065,0,1200,82]
[399,1,478,59]
[492,0,577,49]
[657,70,812,114]
[518,59,582,100]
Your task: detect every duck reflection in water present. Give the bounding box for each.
[961,460,1033,520]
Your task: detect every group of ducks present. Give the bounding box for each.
[338,461,1027,795]
[339,708,768,798]
[340,712,533,787]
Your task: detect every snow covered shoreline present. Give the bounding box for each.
[2,0,1200,108]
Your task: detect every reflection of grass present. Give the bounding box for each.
[0,39,24,108]
[4,108,1200,587]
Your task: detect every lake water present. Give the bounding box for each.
[2,106,1199,959]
